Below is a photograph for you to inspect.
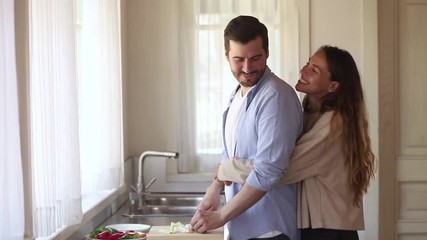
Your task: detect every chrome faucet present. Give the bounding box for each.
[129,151,179,215]
[136,151,179,193]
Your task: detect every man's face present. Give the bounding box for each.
[225,36,268,88]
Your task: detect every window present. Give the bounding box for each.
[75,0,123,197]
[176,0,287,173]
[26,0,123,237]
[196,0,282,154]
[0,0,25,238]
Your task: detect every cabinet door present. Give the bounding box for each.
[379,0,427,240]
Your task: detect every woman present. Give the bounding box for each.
[217,45,376,240]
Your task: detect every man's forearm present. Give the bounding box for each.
[209,178,225,194]
[219,183,266,223]
[197,179,225,211]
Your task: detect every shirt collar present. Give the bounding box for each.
[228,66,271,109]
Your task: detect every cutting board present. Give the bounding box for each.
[147,226,223,240]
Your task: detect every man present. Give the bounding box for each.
[191,15,303,240]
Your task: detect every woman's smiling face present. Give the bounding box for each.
[296,49,338,99]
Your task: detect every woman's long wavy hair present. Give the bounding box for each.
[302,45,376,206]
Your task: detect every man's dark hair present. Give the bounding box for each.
[224,15,269,53]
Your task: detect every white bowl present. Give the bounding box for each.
[106,223,150,232]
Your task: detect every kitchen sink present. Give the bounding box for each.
[137,205,197,215]
[123,193,223,217]
[144,193,204,206]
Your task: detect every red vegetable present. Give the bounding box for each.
[96,231,112,239]
[107,232,125,240]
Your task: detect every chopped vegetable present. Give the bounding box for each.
[88,226,145,239]
[104,227,119,234]
[121,231,146,239]
[96,231,112,239]
[107,232,125,240]
[89,228,106,239]
[169,221,193,234]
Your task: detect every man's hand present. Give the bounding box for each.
[191,209,225,233]
[192,182,266,234]
[191,179,224,231]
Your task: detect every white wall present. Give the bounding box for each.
[309,1,379,239]
[310,0,363,60]
[125,0,175,158]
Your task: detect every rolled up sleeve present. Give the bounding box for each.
[245,89,302,191]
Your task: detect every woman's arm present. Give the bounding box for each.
[218,112,338,186]
[279,111,337,184]
[217,157,253,184]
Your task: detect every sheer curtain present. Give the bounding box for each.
[78,0,123,195]
[29,0,123,237]
[0,0,25,239]
[170,0,297,173]
[29,0,82,237]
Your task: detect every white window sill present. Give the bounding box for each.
[81,189,117,213]
[35,185,128,240]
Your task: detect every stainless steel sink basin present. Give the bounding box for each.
[123,193,217,217]
[144,193,204,206]
[138,205,197,215]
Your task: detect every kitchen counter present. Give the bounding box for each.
[148,226,223,240]
[95,197,223,239]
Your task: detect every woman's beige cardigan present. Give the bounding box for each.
[218,111,365,230]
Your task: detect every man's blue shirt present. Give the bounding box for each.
[222,67,303,240]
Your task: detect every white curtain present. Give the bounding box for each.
[28,0,123,236]
[0,0,25,239]
[171,0,289,173]
[29,0,82,237]
[2,0,124,237]
[78,0,123,195]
